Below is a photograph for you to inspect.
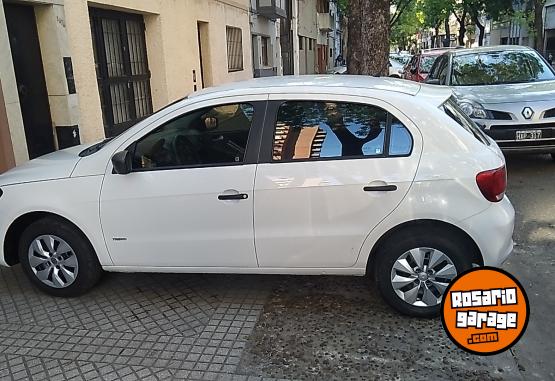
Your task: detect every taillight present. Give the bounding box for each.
[476,165,507,202]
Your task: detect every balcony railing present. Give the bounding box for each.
[257,0,287,20]
[317,12,333,32]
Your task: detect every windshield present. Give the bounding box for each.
[451,50,555,86]
[390,55,410,66]
[420,56,437,73]
[442,98,490,145]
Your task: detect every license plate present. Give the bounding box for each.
[516,130,542,140]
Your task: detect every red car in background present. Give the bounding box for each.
[403,48,453,82]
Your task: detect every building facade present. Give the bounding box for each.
[296,0,337,74]
[544,0,555,59]
[250,0,285,77]
[0,0,253,171]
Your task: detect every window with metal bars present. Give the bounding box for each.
[261,37,269,66]
[226,26,244,72]
[90,8,153,137]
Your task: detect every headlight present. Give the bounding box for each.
[458,100,488,119]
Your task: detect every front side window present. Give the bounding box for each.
[451,50,555,86]
[428,56,448,83]
[272,101,412,161]
[132,103,254,169]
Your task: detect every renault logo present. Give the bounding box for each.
[522,107,534,119]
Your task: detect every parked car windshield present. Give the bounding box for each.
[390,55,410,66]
[420,56,437,73]
[451,50,555,86]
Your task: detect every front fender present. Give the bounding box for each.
[0,176,112,267]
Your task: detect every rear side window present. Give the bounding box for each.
[443,98,490,145]
[272,101,413,162]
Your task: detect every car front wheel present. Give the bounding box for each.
[374,228,474,317]
[18,217,102,297]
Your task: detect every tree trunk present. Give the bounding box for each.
[434,25,440,48]
[473,12,485,46]
[457,11,467,46]
[347,0,390,76]
[444,18,451,47]
[534,0,545,53]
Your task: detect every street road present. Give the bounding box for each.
[0,154,553,380]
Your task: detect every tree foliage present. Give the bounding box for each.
[391,1,423,50]
[420,0,452,30]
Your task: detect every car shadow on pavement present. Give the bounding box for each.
[235,275,506,381]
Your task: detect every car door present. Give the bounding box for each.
[100,96,266,268]
[254,94,422,268]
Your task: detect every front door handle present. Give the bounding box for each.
[363,185,397,192]
[218,193,248,201]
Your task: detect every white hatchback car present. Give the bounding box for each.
[0,76,514,317]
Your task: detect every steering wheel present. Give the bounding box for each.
[173,135,200,166]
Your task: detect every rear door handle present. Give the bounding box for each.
[218,193,248,201]
[363,185,397,192]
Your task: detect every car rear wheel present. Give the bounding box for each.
[374,228,474,317]
[18,218,102,297]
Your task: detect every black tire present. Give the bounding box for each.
[374,227,474,318]
[18,217,103,297]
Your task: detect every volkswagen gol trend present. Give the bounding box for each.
[0,76,515,317]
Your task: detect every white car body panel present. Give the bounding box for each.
[255,93,422,268]
[0,145,84,186]
[0,76,514,275]
[100,94,266,268]
[0,176,112,267]
[101,165,258,267]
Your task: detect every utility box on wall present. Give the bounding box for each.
[55,125,81,149]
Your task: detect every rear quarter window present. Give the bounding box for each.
[442,98,490,145]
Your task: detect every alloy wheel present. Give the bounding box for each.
[390,247,457,307]
[27,235,79,288]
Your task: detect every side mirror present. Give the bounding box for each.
[426,78,441,85]
[112,150,132,175]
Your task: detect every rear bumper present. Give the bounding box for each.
[499,143,555,154]
[476,121,555,153]
[459,196,515,267]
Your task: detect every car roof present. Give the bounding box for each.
[189,75,423,100]
[421,49,451,57]
[449,45,534,56]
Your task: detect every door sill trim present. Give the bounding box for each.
[102,265,366,276]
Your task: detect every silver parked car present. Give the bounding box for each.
[426,45,555,159]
